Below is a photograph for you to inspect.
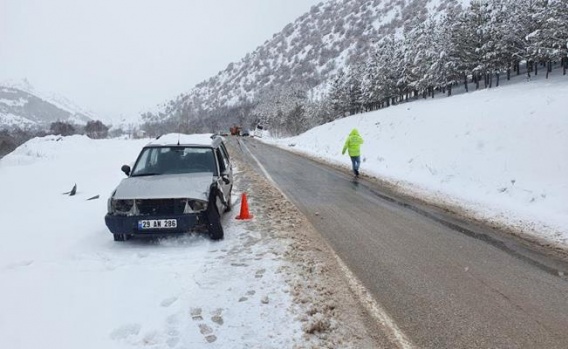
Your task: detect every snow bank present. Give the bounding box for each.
[0,135,352,348]
[265,77,568,246]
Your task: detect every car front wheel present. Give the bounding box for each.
[207,207,224,240]
[207,188,224,240]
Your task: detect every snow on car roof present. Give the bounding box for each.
[145,133,222,147]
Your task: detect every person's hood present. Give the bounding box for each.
[349,128,360,136]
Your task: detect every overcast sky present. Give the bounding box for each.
[0,0,322,122]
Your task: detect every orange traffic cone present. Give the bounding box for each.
[236,193,253,220]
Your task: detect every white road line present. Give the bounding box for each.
[334,254,415,349]
[238,139,291,201]
[241,138,414,349]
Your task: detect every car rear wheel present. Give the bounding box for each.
[113,233,129,241]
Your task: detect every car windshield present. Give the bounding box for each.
[130,146,217,176]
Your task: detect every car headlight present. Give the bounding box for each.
[110,199,136,215]
[184,199,208,213]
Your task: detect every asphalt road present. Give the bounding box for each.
[238,138,568,349]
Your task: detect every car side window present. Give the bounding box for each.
[149,148,160,168]
[220,143,230,161]
[215,148,228,174]
[131,148,161,175]
[134,150,150,172]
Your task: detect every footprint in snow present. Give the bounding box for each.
[160,297,178,307]
[190,307,203,321]
[210,308,224,326]
[164,315,181,348]
[231,262,249,267]
[193,308,225,344]
[199,324,218,343]
[238,290,256,302]
[109,323,142,340]
[5,260,34,270]
[255,269,266,278]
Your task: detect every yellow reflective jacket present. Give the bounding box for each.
[342,129,364,157]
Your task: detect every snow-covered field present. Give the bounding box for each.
[2,74,566,349]
[0,135,377,349]
[0,137,303,348]
[264,76,568,248]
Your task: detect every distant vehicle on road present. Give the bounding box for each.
[230,125,241,136]
[105,133,233,241]
[253,124,265,138]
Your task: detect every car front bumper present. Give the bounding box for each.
[105,213,206,237]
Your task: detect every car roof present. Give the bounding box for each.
[145,133,224,148]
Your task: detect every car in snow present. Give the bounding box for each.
[104,133,233,241]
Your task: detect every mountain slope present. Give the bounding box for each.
[0,83,93,129]
[156,0,468,118]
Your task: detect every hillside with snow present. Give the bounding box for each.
[263,75,568,248]
[0,80,95,130]
[142,0,567,145]
[184,0,467,107]
[144,0,469,125]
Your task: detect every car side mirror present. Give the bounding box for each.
[221,174,231,185]
[121,165,131,176]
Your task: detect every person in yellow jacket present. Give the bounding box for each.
[342,128,364,178]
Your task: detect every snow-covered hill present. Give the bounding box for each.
[148,0,567,141]
[151,0,468,119]
[0,80,95,129]
[264,74,568,248]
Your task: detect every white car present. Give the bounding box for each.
[105,133,233,241]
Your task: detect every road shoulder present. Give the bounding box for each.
[229,140,399,348]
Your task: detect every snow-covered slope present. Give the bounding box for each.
[0,80,95,129]
[265,75,568,247]
[153,0,468,118]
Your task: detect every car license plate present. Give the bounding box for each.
[138,219,177,230]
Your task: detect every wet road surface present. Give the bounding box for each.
[238,138,568,349]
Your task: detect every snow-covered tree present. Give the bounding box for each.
[49,121,76,136]
[84,120,109,139]
[251,83,309,135]
[427,16,462,95]
[527,0,568,77]
[483,0,524,80]
[361,52,381,111]
[346,65,365,115]
[328,69,350,117]
[374,35,402,106]
[404,17,439,97]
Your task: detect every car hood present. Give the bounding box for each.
[113,173,214,200]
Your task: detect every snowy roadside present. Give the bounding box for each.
[227,140,393,348]
[260,77,568,253]
[0,135,386,349]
